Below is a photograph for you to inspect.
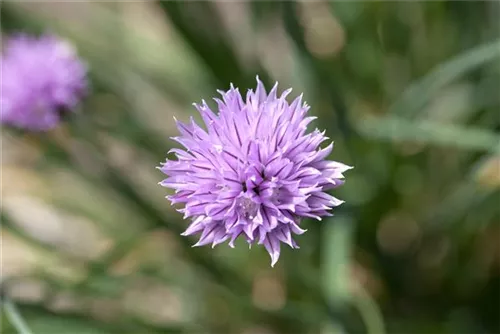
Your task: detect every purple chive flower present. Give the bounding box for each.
[1,34,87,131]
[159,77,351,266]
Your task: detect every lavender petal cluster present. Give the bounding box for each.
[159,77,351,266]
[1,34,87,131]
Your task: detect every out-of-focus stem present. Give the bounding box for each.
[3,297,35,334]
[353,288,386,334]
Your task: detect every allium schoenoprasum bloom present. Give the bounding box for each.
[159,77,351,266]
[0,34,87,131]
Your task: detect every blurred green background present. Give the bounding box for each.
[1,1,499,334]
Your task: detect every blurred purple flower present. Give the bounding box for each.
[1,34,87,131]
[159,77,351,266]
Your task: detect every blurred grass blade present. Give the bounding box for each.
[3,303,188,334]
[281,1,353,142]
[353,288,386,334]
[3,298,34,334]
[322,216,354,305]
[0,3,44,33]
[424,154,499,231]
[390,39,500,118]
[357,116,500,152]
[322,216,354,333]
[249,1,280,30]
[1,212,80,264]
[157,1,246,87]
[328,1,364,26]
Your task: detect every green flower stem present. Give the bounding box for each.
[3,297,34,334]
[353,288,386,334]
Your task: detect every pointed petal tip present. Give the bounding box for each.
[270,253,280,267]
[192,239,204,247]
[282,88,293,96]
